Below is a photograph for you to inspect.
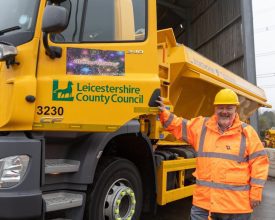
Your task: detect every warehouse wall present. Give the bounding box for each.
[191,0,243,75]
[174,0,256,81]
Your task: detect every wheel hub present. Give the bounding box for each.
[104,180,136,220]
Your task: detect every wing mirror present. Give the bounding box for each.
[42,5,69,59]
[42,5,69,33]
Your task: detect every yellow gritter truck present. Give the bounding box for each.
[263,128,275,148]
[0,0,270,220]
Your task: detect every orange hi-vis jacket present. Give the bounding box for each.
[160,109,269,213]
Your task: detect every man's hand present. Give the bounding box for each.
[155,96,165,112]
[250,199,261,209]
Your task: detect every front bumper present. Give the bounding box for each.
[0,191,42,219]
[0,133,42,219]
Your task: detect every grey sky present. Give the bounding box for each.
[253,0,275,112]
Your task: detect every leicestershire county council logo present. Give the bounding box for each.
[52,80,74,101]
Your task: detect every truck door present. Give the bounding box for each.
[34,0,159,132]
[0,0,40,130]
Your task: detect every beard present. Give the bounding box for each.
[217,113,236,130]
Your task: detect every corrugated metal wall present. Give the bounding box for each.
[191,0,243,76]
[173,0,255,81]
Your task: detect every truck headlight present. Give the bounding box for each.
[0,43,18,62]
[0,155,30,188]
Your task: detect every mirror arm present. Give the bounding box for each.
[6,57,20,69]
[43,32,62,59]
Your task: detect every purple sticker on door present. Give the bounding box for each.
[67,48,125,76]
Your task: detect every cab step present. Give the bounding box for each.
[45,159,80,174]
[43,192,83,212]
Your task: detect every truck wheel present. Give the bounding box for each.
[86,158,143,220]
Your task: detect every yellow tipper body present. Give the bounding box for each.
[157,28,270,121]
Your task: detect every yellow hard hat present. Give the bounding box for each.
[213,88,240,105]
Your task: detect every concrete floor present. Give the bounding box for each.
[142,177,275,220]
[141,197,192,220]
[252,177,275,220]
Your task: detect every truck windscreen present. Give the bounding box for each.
[0,0,40,46]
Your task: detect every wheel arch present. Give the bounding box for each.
[81,120,157,213]
[102,132,157,213]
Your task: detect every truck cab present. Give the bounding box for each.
[0,0,159,131]
[0,1,159,219]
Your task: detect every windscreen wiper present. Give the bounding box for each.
[0,26,21,36]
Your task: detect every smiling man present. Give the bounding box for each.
[157,88,269,220]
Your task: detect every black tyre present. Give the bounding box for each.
[85,158,143,220]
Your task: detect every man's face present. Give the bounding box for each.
[215,105,237,129]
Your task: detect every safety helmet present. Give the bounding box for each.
[213,88,240,105]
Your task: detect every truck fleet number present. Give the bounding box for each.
[37,106,64,116]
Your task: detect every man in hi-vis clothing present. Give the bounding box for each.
[157,89,269,220]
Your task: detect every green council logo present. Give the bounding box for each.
[52,80,74,101]
[52,80,144,104]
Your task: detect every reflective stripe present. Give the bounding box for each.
[163,113,174,129]
[249,150,267,160]
[238,133,247,162]
[250,177,266,186]
[241,122,248,129]
[196,179,250,191]
[197,152,247,162]
[182,119,188,142]
[198,118,209,153]
[197,119,248,162]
